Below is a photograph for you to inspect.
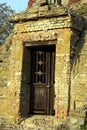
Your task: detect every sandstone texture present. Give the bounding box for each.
[0,0,87,130]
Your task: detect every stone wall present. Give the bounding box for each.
[54,29,71,118]
[62,0,68,6]
[70,29,87,111]
[0,35,12,116]
[62,0,87,6]
[11,28,72,119]
[0,3,85,121]
[9,6,83,119]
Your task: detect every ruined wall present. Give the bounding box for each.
[62,0,81,6]
[10,22,72,119]
[0,3,85,120]
[70,29,87,111]
[8,6,83,119]
[62,0,68,6]
[54,29,71,118]
[0,35,12,116]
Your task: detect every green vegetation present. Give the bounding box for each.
[80,125,87,130]
[0,3,15,44]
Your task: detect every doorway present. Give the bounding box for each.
[29,45,55,115]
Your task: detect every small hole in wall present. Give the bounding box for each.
[0,60,3,63]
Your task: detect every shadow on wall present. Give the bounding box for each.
[68,18,87,113]
[18,46,31,118]
[70,28,85,71]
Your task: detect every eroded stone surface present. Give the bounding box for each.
[0,0,87,126]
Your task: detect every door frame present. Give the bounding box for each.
[29,45,55,115]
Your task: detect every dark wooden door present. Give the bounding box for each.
[29,45,55,115]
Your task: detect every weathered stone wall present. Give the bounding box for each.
[62,0,68,6]
[11,29,72,119]
[70,29,87,111]
[61,0,87,6]
[8,39,23,119]
[0,3,85,121]
[9,7,83,119]
[54,29,71,118]
[0,35,12,116]
[81,0,87,4]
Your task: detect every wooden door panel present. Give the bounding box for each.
[33,85,47,113]
[29,45,55,115]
